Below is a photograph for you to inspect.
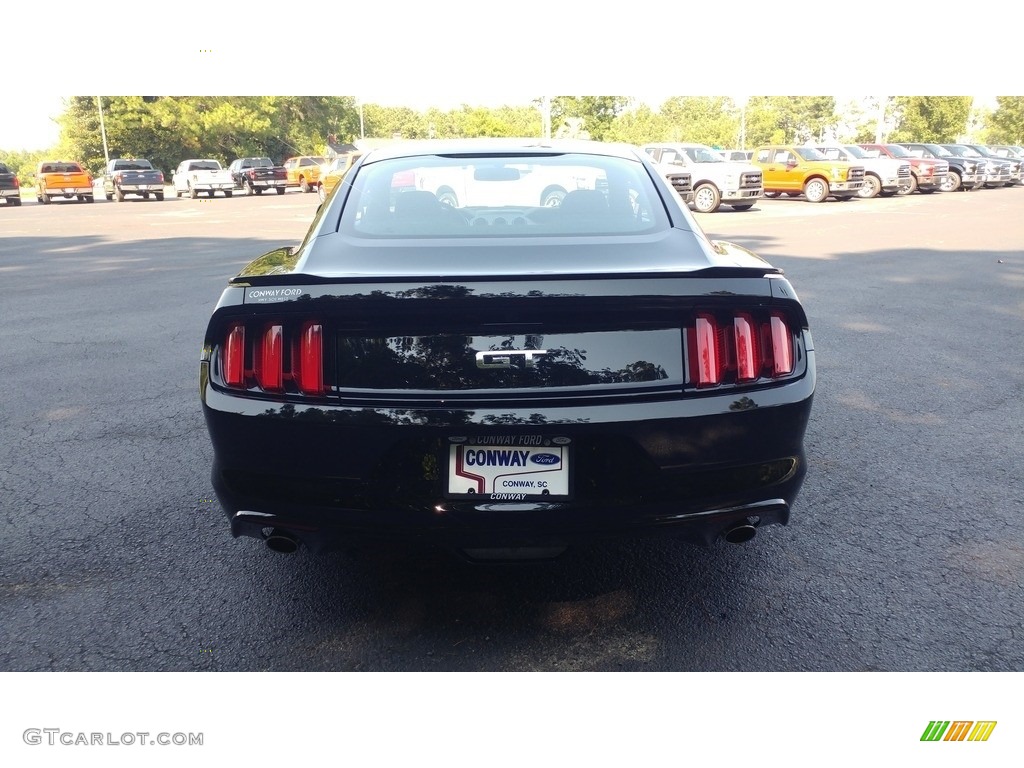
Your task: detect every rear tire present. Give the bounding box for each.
[154,192,164,201]
[731,203,754,211]
[275,186,286,195]
[300,176,310,193]
[189,184,198,199]
[9,197,22,206]
[115,186,125,202]
[224,190,233,198]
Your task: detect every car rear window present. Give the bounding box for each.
[339,152,669,238]
[41,163,83,173]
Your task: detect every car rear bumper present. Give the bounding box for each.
[43,186,91,196]
[202,359,815,552]
[0,188,19,198]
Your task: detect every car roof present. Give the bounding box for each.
[361,138,646,163]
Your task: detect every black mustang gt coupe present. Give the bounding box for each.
[200,139,815,560]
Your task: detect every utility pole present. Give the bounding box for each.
[874,97,888,144]
[540,96,551,140]
[96,96,110,166]
[736,96,749,149]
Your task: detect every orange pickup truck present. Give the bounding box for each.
[283,155,327,193]
[752,145,865,203]
[36,160,94,204]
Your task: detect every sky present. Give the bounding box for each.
[2,2,1017,152]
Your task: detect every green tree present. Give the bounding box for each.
[363,104,430,139]
[659,97,740,147]
[452,106,514,137]
[985,96,1024,144]
[887,96,972,143]
[742,96,837,145]
[0,148,50,183]
[604,105,669,144]
[548,96,633,141]
[54,97,361,175]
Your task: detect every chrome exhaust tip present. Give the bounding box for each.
[264,528,299,554]
[723,523,757,544]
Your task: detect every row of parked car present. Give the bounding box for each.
[695,142,1024,209]
[0,154,353,206]
[4,142,1021,211]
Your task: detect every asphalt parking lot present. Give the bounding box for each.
[1,185,1022,672]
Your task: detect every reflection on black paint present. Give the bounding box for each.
[337,333,669,391]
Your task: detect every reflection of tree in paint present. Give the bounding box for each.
[338,332,667,391]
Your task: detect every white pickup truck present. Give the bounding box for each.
[813,145,911,198]
[172,159,235,199]
[642,142,763,212]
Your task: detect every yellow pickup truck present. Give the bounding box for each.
[36,161,94,204]
[751,145,864,203]
[283,155,327,193]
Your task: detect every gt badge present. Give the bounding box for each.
[475,350,548,369]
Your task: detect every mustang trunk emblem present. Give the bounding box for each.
[475,350,548,369]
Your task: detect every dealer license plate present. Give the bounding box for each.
[447,441,570,500]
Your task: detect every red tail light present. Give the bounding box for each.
[222,320,324,395]
[294,322,324,395]
[770,314,793,376]
[734,313,759,382]
[689,310,797,387]
[254,324,284,391]
[693,314,720,387]
[224,324,245,386]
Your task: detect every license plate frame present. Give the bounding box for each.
[446,441,571,501]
